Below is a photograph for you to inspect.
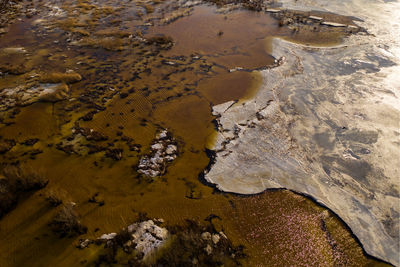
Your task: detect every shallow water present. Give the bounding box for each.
[0,1,388,266]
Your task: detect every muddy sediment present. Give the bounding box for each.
[0,0,394,266]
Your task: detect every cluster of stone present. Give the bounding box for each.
[137,130,178,178]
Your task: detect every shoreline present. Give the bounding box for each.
[204,0,400,265]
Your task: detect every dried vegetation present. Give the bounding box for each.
[49,203,87,237]
[0,165,48,218]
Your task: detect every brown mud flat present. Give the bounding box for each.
[0,0,389,266]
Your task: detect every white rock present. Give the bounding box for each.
[266,8,280,13]
[321,21,347,27]
[219,231,228,239]
[157,130,168,139]
[127,220,169,258]
[99,233,117,240]
[204,244,212,255]
[166,144,177,155]
[79,239,91,249]
[151,143,164,151]
[201,232,211,241]
[212,234,220,244]
[2,47,26,54]
[309,15,323,21]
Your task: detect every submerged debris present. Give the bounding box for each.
[137,129,178,178]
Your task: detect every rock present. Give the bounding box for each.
[219,231,228,240]
[38,83,69,102]
[266,8,280,13]
[128,221,169,254]
[2,47,26,54]
[156,130,168,139]
[228,67,244,72]
[308,15,323,21]
[99,219,169,260]
[151,143,164,150]
[212,234,220,244]
[321,21,347,27]
[99,233,117,240]
[137,129,178,178]
[183,0,202,7]
[78,239,92,249]
[201,232,211,241]
[165,144,177,155]
[204,244,212,255]
[347,25,359,30]
[1,83,71,108]
[162,61,178,66]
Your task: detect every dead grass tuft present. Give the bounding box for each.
[49,203,87,237]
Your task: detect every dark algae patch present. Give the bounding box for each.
[0,0,388,266]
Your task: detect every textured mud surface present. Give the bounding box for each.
[0,0,395,266]
[205,0,400,265]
